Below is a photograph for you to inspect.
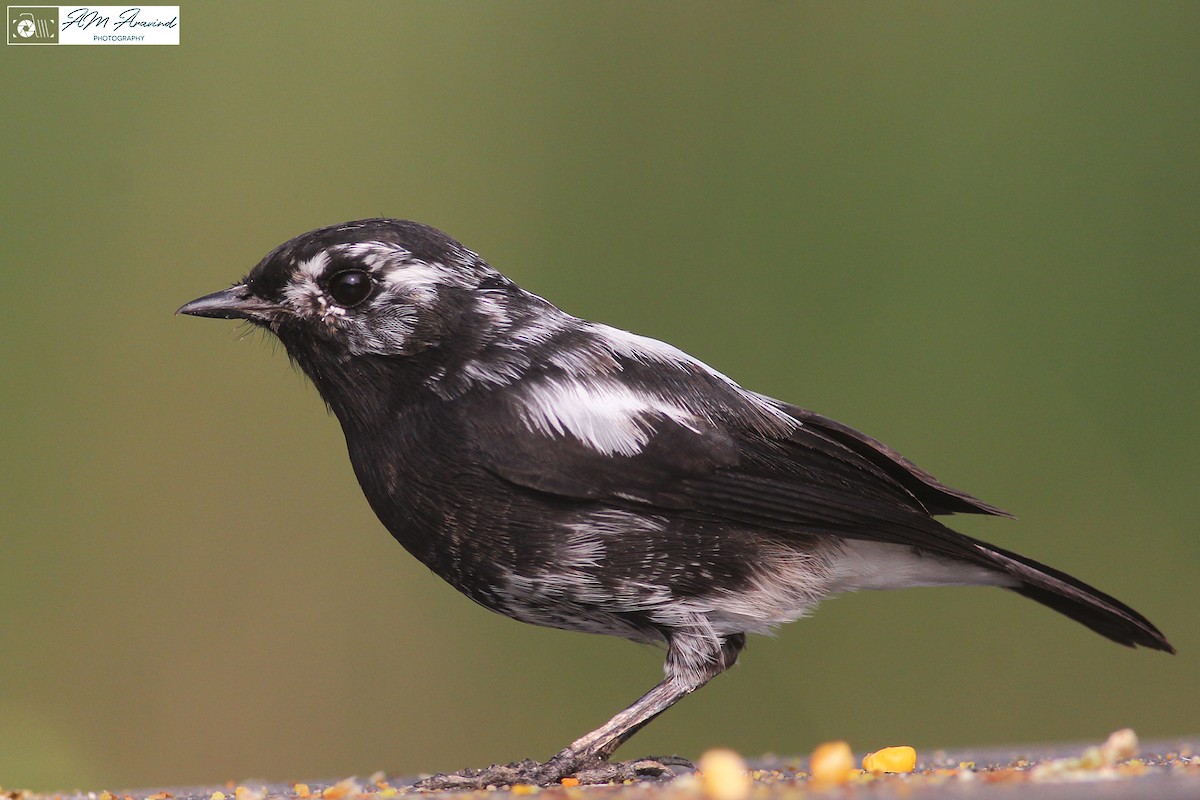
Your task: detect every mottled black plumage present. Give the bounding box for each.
[179,219,1172,787]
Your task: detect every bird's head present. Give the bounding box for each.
[179,218,509,356]
[178,218,550,410]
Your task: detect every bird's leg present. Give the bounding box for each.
[405,683,691,792]
[534,674,693,782]
[407,631,745,791]
[535,630,747,784]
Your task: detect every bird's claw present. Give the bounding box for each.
[405,753,689,791]
[571,757,688,784]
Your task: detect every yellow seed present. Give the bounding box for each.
[810,741,855,785]
[510,785,538,796]
[862,746,917,774]
[294,786,310,799]
[321,778,361,800]
[698,748,751,800]
[1101,728,1139,764]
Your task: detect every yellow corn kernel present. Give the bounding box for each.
[321,778,361,800]
[862,746,917,774]
[698,748,751,800]
[1102,728,1139,764]
[810,740,855,785]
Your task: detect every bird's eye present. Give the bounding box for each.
[327,270,373,307]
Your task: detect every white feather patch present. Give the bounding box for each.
[828,539,1014,592]
[671,544,837,638]
[282,253,337,320]
[516,378,701,456]
[333,241,412,269]
[590,322,801,434]
[590,323,701,367]
[294,251,331,281]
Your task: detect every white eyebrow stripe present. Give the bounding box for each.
[380,261,461,290]
[282,253,329,311]
[295,251,331,282]
[332,241,413,269]
[330,241,469,290]
[516,378,701,456]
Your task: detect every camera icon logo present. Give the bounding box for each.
[8,6,58,44]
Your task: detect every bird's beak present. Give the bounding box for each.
[177,285,275,321]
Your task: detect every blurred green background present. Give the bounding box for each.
[2,0,1197,792]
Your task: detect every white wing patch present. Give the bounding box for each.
[589,322,801,435]
[589,323,701,367]
[516,377,702,456]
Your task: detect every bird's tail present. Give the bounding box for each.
[834,534,1171,653]
[968,538,1174,653]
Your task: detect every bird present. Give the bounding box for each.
[178,218,1173,787]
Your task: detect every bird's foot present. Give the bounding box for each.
[405,759,540,792]
[406,752,690,791]
[561,753,691,785]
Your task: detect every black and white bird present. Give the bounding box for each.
[179,219,1172,787]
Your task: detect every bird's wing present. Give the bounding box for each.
[462,362,745,510]
[462,336,1006,549]
[460,332,1176,653]
[766,400,1011,518]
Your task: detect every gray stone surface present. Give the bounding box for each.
[24,738,1200,800]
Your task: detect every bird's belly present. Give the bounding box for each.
[357,455,849,642]
[474,508,847,642]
